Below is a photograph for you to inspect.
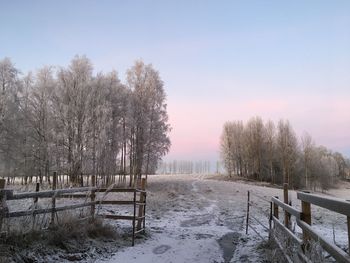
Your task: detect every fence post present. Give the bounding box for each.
[137,178,146,231]
[32,182,40,229]
[283,183,289,228]
[269,201,272,239]
[91,175,96,219]
[246,191,250,234]
[50,172,57,225]
[132,190,136,246]
[347,216,350,255]
[301,198,311,248]
[273,196,279,219]
[0,179,6,232]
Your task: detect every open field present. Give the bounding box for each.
[2,174,350,262]
[102,174,350,263]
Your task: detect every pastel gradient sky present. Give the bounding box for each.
[1,1,350,162]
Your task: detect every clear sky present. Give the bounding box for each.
[1,1,350,162]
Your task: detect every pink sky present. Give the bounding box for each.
[164,95,350,162]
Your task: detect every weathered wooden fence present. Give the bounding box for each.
[0,175,147,246]
[247,184,350,262]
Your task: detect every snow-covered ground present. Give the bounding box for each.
[97,174,280,263]
[99,174,350,263]
[3,174,350,262]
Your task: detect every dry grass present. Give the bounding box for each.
[0,215,118,262]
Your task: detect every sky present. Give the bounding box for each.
[1,0,350,162]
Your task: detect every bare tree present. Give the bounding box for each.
[277,119,298,187]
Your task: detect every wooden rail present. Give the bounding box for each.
[0,176,147,246]
[270,185,350,263]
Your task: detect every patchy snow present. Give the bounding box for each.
[3,174,350,262]
[98,175,350,263]
[98,174,276,263]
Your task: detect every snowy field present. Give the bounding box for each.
[99,174,350,263]
[3,174,350,262]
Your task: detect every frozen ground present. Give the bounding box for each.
[3,174,350,262]
[100,174,350,263]
[99,174,281,263]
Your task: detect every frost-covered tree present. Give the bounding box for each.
[277,119,298,187]
[0,58,22,178]
[127,60,171,185]
[0,56,171,186]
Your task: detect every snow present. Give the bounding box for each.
[97,174,276,263]
[4,174,350,262]
[98,175,350,263]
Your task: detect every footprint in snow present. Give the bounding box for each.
[152,245,171,255]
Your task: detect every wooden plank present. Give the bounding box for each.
[297,219,350,263]
[297,192,350,217]
[54,202,95,212]
[347,217,350,256]
[0,179,6,232]
[7,202,95,218]
[137,178,146,230]
[103,214,145,220]
[99,200,145,206]
[272,216,302,245]
[246,191,250,234]
[51,172,57,225]
[0,179,5,189]
[271,197,301,219]
[273,196,279,219]
[284,183,289,228]
[0,189,13,199]
[60,194,90,198]
[95,188,136,193]
[8,187,95,200]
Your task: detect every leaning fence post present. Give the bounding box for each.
[347,217,350,255]
[137,178,146,231]
[301,197,311,248]
[32,182,40,229]
[91,175,96,219]
[0,179,6,232]
[273,196,279,219]
[50,172,57,225]
[283,183,289,228]
[269,201,272,239]
[346,200,350,255]
[246,191,250,234]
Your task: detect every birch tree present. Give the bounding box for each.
[276,119,298,187]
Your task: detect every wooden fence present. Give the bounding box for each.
[0,175,147,246]
[265,184,350,262]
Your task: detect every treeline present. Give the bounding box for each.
[0,56,170,186]
[157,160,212,174]
[220,117,350,190]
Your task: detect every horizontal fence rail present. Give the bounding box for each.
[269,184,350,263]
[0,175,147,246]
[297,192,350,217]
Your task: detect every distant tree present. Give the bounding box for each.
[277,119,298,187]
[265,120,276,183]
[301,132,314,189]
[220,122,235,177]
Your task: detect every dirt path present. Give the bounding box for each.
[102,174,270,263]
